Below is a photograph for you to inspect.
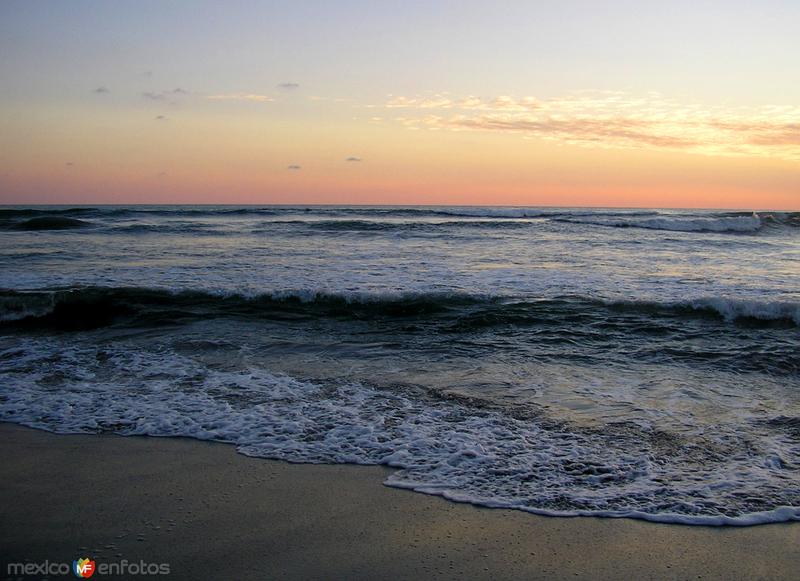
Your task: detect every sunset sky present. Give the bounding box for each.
[1,0,798,209]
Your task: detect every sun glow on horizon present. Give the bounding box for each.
[0,1,798,209]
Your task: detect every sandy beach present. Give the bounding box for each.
[1,423,797,580]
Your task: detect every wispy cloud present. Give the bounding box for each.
[205,93,274,102]
[308,95,353,103]
[142,88,188,101]
[708,120,800,146]
[387,94,541,112]
[385,91,800,160]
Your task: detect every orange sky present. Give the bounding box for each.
[1,2,798,209]
[1,100,797,209]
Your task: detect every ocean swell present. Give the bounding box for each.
[1,287,798,329]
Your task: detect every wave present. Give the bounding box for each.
[6,217,92,231]
[107,223,227,235]
[0,205,750,220]
[337,207,662,220]
[1,338,797,525]
[0,207,99,218]
[0,287,489,328]
[762,211,800,229]
[2,207,797,235]
[264,213,799,235]
[683,296,800,324]
[554,213,765,233]
[259,219,536,234]
[2,286,797,329]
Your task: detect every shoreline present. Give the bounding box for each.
[1,422,798,580]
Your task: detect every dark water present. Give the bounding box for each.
[1,205,798,524]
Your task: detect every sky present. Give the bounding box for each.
[0,0,798,209]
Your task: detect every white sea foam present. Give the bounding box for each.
[601,295,800,326]
[687,297,800,325]
[1,338,797,526]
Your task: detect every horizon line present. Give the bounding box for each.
[0,202,795,212]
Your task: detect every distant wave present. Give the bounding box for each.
[108,223,226,235]
[554,213,764,233]
[2,206,798,235]
[0,207,277,218]
[762,211,800,229]
[259,219,537,234]
[0,205,609,221]
[8,217,92,231]
[2,286,797,329]
[0,207,98,218]
[0,206,800,232]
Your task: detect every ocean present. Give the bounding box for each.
[1,205,798,525]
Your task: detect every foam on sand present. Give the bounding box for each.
[1,338,797,526]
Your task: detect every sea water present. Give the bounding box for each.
[1,205,798,524]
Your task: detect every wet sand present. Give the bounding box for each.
[1,423,798,580]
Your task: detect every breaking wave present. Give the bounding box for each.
[1,286,797,328]
[0,338,797,525]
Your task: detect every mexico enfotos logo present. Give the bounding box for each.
[6,557,170,577]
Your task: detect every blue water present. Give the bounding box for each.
[1,205,798,524]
